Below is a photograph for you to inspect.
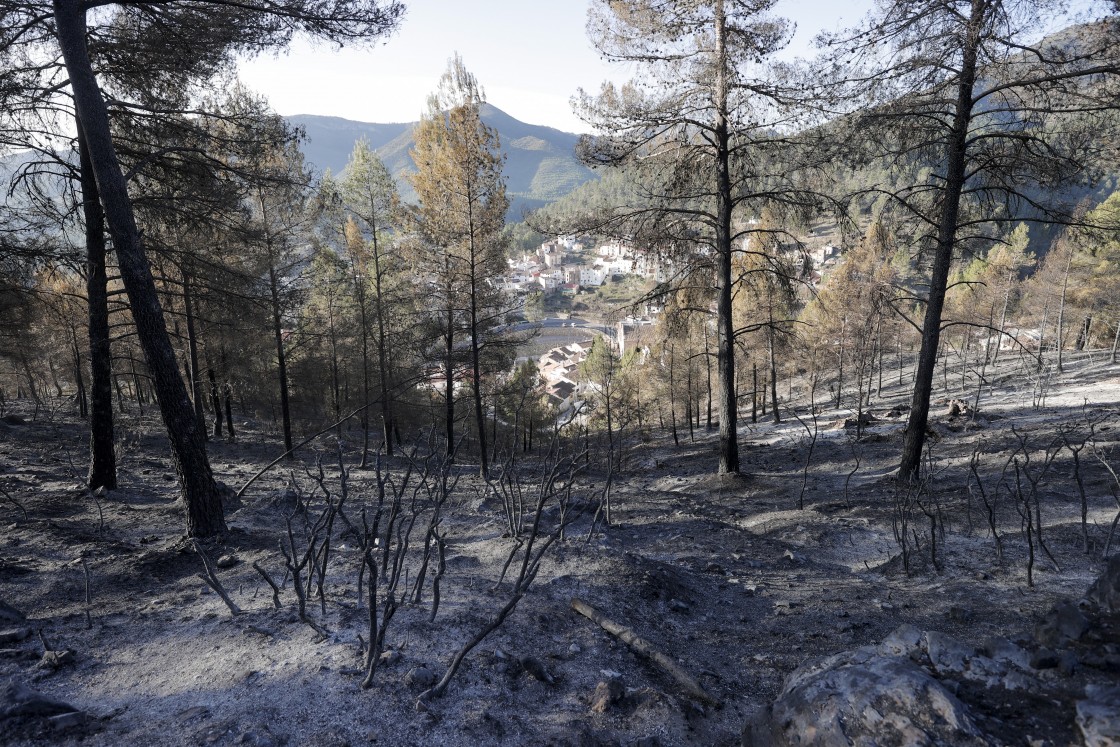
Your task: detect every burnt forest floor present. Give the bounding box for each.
[2,349,1120,746]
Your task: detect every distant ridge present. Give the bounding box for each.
[288,103,598,219]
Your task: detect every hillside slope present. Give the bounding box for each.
[289,104,598,218]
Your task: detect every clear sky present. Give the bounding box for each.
[237,0,873,133]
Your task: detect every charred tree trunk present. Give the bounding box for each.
[1056,239,1075,372]
[444,305,455,459]
[767,303,780,425]
[355,267,372,467]
[267,263,294,457]
[899,0,983,483]
[55,0,223,535]
[713,0,739,474]
[468,255,489,479]
[79,121,116,490]
[183,272,206,439]
[71,330,87,418]
[208,366,223,438]
[370,232,394,457]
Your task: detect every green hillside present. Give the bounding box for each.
[288,104,598,219]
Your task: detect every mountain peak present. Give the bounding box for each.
[288,108,595,218]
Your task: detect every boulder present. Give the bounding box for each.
[1035,600,1090,647]
[0,601,25,626]
[2,679,76,719]
[1076,685,1120,747]
[1086,554,1120,614]
[748,645,991,746]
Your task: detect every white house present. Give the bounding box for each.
[580,265,607,286]
[537,270,563,291]
[597,240,631,259]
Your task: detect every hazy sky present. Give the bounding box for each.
[238,0,873,133]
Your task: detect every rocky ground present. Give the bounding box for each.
[1,350,1119,746]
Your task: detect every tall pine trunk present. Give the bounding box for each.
[445,304,455,458]
[79,119,116,491]
[55,0,224,535]
[371,233,394,457]
[713,0,739,474]
[898,0,983,482]
[267,262,294,457]
[183,272,206,439]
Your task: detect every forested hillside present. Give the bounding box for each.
[291,103,598,217]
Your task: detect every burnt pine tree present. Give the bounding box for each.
[1,0,403,536]
[340,139,402,462]
[816,0,1120,481]
[408,55,510,479]
[240,124,317,459]
[575,0,819,476]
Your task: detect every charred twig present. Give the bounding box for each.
[430,529,447,623]
[0,483,28,519]
[421,450,588,702]
[252,562,283,609]
[80,556,92,629]
[192,540,241,616]
[968,446,1002,562]
[279,516,326,636]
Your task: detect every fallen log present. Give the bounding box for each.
[570,597,720,707]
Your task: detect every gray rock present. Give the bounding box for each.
[1076,685,1120,747]
[1001,670,1037,691]
[924,631,974,676]
[1035,600,1090,646]
[591,678,625,713]
[761,646,991,746]
[879,624,925,660]
[982,636,1032,671]
[1087,555,1120,614]
[0,601,25,626]
[2,679,78,719]
[920,632,1010,689]
[404,666,436,689]
[0,628,30,645]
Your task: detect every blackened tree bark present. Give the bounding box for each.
[341,141,402,459]
[267,261,294,457]
[815,0,1120,483]
[78,119,117,491]
[207,366,223,438]
[54,0,225,535]
[712,0,739,474]
[897,0,983,481]
[182,271,206,439]
[566,0,821,477]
